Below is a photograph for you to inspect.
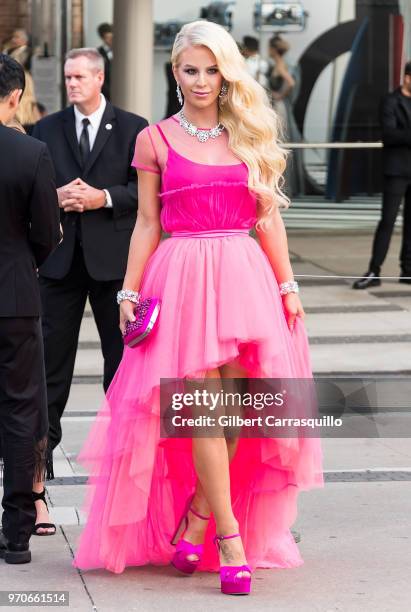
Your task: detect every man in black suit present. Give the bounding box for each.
[354,62,411,289]
[97,23,113,101]
[0,54,60,563]
[31,48,147,522]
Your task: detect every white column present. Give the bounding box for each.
[400,0,411,60]
[112,0,153,120]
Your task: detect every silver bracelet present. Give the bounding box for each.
[279,281,299,296]
[116,289,140,305]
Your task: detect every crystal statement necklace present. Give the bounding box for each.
[178,110,225,143]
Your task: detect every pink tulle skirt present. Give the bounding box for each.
[73,234,324,573]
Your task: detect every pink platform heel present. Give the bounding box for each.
[214,533,252,595]
[170,494,210,575]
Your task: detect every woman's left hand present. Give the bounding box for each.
[282,292,305,332]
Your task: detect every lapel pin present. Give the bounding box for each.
[105,123,113,130]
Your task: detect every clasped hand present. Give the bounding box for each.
[58,178,105,213]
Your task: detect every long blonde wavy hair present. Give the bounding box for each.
[171,20,290,229]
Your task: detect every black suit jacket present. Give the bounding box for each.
[0,124,60,317]
[380,88,411,178]
[32,102,148,281]
[98,46,112,100]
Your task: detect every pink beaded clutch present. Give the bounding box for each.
[123,297,161,347]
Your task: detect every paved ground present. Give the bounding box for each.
[1,228,411,611]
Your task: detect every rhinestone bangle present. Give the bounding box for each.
[279,281,299,296]
[116,289,140,305]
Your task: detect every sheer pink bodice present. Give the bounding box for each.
[132,117,258,233]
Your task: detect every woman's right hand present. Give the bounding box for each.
[119,300,137,335]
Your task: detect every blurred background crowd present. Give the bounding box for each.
[1,0,411,203]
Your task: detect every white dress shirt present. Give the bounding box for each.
[102,43,113,61]
[245,54,269,88]
[73,94,112,207]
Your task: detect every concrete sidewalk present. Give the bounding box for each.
[2,228,411,611]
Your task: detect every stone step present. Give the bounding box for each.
[284,285,388,308]
[66,382,105,412]
[79,291,407,345]
[305,310,411,337]
[311,342,411,373]
[77,332,411,351]
[73,340,411,377]
[79,315,99,343]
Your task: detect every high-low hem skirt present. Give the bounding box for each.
[73,234,324,574]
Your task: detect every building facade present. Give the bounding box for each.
[2,0,411,205]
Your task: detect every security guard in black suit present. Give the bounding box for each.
[354,61,411,289]
[32,48,148,477]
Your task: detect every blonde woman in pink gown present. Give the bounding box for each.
[74,20,323,595]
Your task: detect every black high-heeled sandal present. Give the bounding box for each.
[32,489,56,536]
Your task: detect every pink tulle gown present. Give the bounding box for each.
[73,116,323,574]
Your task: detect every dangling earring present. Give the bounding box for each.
[218,82,229,106]
[176,83,183,106]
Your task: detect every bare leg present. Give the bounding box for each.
[188,364,249,576]
[182,362,243,534]
[182,438,239,559]
[219,357,248,462]
[215,359,249,574]
[180,369,221,561]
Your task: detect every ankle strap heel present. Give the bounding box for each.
[32,488,56,537]
[213,533,241,548]
[214,533,251,596]
[170,494,210,575]
[32,488,48,506]
[189,506,210,521]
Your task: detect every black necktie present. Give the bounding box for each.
[79,117,90,167]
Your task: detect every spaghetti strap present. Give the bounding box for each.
[156,124,170,148]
